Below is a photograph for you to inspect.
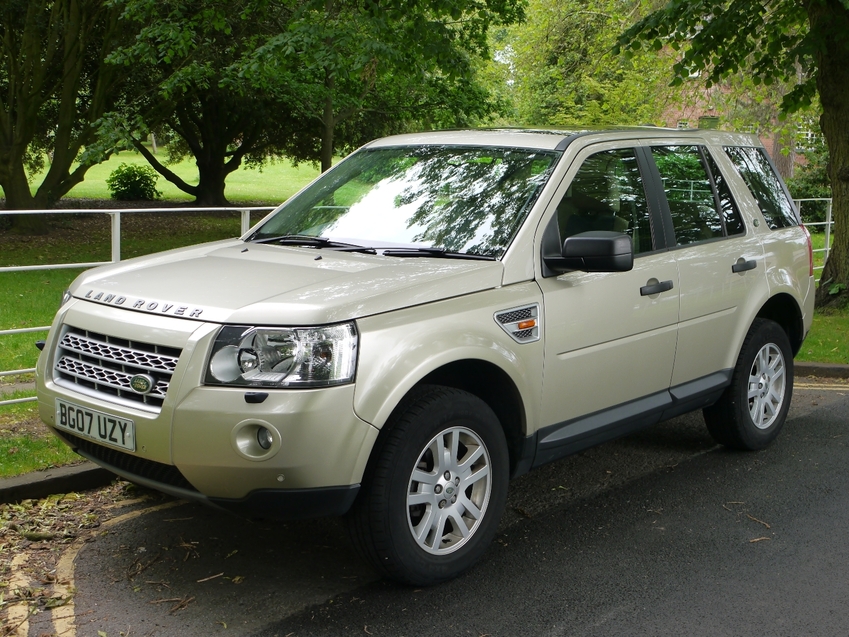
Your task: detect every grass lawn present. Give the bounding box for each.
[797,308,849,365]
[810,230,832,277]
[0,399,80,478]
[5,148,323,204]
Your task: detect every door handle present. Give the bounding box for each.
[732,258,757,273]
[640,279,674,296]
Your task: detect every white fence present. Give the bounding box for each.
[0,200,837,407]
[794,198,834,279]
[0,206,274,406]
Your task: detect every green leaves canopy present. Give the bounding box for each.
[617,0,849,306]
[504,0,676,127]
[0,0,126,218]
[616,0,817,112]
[110,0,525,204]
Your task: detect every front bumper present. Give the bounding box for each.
[53,429,360,519]
[37,300,379,518]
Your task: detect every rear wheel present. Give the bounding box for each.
[346,386,509,585]
[703,318,793,450]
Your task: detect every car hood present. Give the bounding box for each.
[70,239,504,325]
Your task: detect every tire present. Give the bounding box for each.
[703,318,794,451]
[346,385,509,586]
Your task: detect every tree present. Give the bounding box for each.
[499,0,677,127]
[110,0,310,206]
[617,0,849,307]
[243,0,526,172]
[787,132,831,224]
[112,0,523,206]
[0,0,126,232]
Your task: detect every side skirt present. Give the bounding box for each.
[515,370,731,474]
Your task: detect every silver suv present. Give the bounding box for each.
[36,128,814,585]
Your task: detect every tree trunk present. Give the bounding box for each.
[809,0,849,307]
[192,160,231,207]
[2,162,48,234]
[772,129,795,181]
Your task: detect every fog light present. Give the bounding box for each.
[257,426,273,450]
[231,420,279,460]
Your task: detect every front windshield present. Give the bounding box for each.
[250,145,560,258]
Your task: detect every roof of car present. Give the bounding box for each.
[363,127,763,152]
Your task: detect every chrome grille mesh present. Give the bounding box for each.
[53,327,181,411]
[496,308,534,325]
[55,358,170,399]
[60,333,178,372]
[494,304,540,344]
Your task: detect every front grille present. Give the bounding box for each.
[57,430,198,492]
[53,326,181,412]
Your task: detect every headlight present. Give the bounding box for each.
[205,323,357,388]
[60,289,72,308]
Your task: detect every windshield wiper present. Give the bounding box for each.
[249,236,493,259]
[249,235,376,253]
[381,247,496,261]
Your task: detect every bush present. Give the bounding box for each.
[787,137,831,229]
[106,163,162,200]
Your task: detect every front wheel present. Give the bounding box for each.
[703,318,793,450]
[346,386,509,585]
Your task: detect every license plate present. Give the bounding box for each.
[55,399,136,452]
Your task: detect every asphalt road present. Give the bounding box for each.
[64,380,848,637]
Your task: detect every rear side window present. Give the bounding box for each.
[723,146,799,229]
[704,152,745,236]
[651,145,744,246]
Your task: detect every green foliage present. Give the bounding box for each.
[0,0,130,213]
[616,1,816,114]
[502,0,676,127]
[787,135,831,225]
[108,0,525,204]
[106,163,162,201]
[244,0,525,167]
[107,0,304,204]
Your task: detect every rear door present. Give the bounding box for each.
[646,144,765,387]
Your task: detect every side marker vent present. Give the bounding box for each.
[494,304,540,343]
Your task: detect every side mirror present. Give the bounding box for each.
[543,231,634,274]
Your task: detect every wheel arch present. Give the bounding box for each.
[362,359,529,483]
[419,360,528,477]
[756,293,805,356]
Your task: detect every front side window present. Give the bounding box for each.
[557,148,654,254]
[651,145,738,246]
[250,146,560,258]
[723,146,799,229]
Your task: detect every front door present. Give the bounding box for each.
[537,145,679,452]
